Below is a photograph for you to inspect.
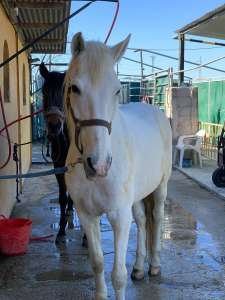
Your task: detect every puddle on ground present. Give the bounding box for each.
[49,198,59,204]
[164,200,197,242]
[36,269,93,282]
[45,193,223,270]
[164,199,223,271]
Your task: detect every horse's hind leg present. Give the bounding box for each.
[131,201,146,281]
[66,194,74,229]
[149,178,167,276]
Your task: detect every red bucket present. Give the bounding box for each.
[0,215,32,256]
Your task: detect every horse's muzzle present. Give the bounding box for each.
[84,155,112,179]
[47,120,63,137]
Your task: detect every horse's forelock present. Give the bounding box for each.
[67,41,113,86]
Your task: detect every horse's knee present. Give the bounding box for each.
[133,203,146,227]
[91,255,104,274]
[137,215,146,229]
[112,266,127,290]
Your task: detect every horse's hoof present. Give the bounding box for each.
[55,234,66,245]
[148,266,161,277]
[131,268,145,281]
[82,235,88,248]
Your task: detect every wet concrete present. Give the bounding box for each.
[0,168,225,299]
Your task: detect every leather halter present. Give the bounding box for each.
[66,86,112,154]
[44,106,64,119]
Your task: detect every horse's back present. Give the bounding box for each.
[119,102,171,155]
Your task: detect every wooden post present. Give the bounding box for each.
[178,34,185,86]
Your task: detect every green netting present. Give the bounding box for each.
[32,78,45,140]
[194,80,225,124]
[120,76,169,106]
[154,75,169,106]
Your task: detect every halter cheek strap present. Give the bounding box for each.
[67,87,112,155]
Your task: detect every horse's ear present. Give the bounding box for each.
[110,34,131,63]
[71,32,85,56]
[39,62,48,79]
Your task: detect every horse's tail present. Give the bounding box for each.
[144,193,155,261]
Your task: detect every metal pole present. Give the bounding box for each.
[49,54,52,71]
[133,48,225,74]
[174,36,225,47]
[140,50,144,101]
[199,56,202,79]
[151,56,155,73]
[140,50,144,79]
[179,34,185,85]
[123,56,162,70]
[15,32,22,194]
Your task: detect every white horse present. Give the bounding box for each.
[64,32,172,300]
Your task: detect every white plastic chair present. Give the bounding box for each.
[174,129,205,168]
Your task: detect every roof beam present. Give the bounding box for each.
[17,22,59,29]
[13,2,65,9]
[174,35,225,47]
[73,0,118,2]
[26,39,65,44]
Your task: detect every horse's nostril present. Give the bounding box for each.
[87,157,96,173]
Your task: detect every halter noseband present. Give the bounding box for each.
[44,106,64,120]
[66,86,112,154]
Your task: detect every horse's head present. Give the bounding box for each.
[65,32,130,179]
[39,63,65,138]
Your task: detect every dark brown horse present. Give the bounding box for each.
[39,63,87,245]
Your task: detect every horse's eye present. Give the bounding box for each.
[71,84,81,95]
[115,89,121,96]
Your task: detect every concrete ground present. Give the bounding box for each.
[0,164,225,300]
[175,158,225,201]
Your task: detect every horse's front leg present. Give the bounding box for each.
[108,207,132,300]
[78,211,107,300]
[66,194,74,229]
[55,173,67,244]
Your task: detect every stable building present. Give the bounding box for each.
[0,1,71,216]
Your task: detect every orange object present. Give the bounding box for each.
[0,215,32,256]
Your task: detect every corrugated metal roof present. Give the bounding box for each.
[176,4,225,40]
[2,0,71,53]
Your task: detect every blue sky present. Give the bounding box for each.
[39,0,225,80]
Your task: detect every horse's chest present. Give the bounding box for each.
[66,170,125,216]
